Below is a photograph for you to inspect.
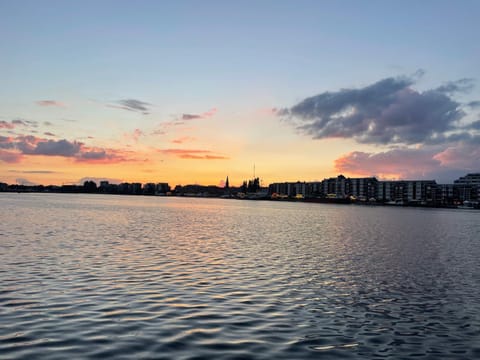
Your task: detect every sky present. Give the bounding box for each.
[1,0,479,186]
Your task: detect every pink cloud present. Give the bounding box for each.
[203,108,217,117]
[36,100,66,107]
[433,144,480,170]
[258,107,278,116]
[171,136,195,144]
[124,128,144,143]
[0,121,15,129]
[158,148,229,160]
[182,108,218,121]
[0,149,23,163]
[1,119,39,129]
[132,128,144,142]
[334,149,442,180]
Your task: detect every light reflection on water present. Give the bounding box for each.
[1,193,479,359]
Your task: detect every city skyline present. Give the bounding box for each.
[1,1,480,186]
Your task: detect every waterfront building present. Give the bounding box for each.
[406,180,436,203]
[348,177,378,201]
[143,183,156,195]
[435,184,455,206]
[376,180,436,204]
[322,175,347,198]
[454,173,480,186]
[268,181,307,197]
[453,173,480,202]
[156,183,170,195]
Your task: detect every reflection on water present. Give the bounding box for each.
[1,193,479,359]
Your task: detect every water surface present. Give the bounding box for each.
[1,193,479,359]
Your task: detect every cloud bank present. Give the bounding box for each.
[0,135,132,164]
[279,74,480,182]
[279,75,474,145]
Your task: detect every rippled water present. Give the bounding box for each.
[1,193,479,359]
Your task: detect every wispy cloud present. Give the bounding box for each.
[124,128,144,143]
[171,136,195,144]
[0,121,15,129]
[158,148,228,160]
[75,147,131,164]
[36,100,65,107]
[1,119,38,129]
[8,170,58,174]
[151,129,167,135]
[182,108,217,121]
[435,78,475,95]
[109,99,151,115]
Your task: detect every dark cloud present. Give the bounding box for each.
[111,99,151,114]
[74,146,133,163]
[44,132,56,137]
[280,75,476,145]
[468,100,480,108]
[0,134,135,164]
[182,114,202,120]
[466,120,480,130]
[78,150,108,160]
[0,136,15,149]
[18,139,81,156]
[435,78,474,94]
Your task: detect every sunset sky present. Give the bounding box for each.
[1,0,479,186]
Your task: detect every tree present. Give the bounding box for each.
[241,180,247,193]
[83,180,97,193]
[246,177,260,193]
